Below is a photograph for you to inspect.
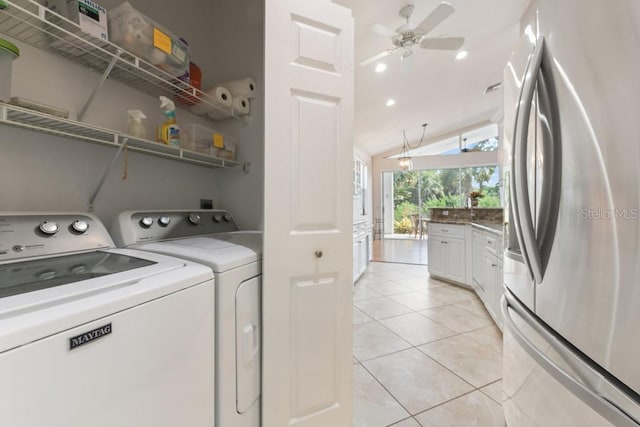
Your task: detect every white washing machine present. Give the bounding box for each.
[111,209,262,427]
[0,212,215,427]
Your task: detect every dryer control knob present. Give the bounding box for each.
[223,214,232,222]
[39,221,59,235]
[159,216,171,226]
[71,220,89,233]
[213,214,223,223]
[140,217,154,228]
[188,213,201,225]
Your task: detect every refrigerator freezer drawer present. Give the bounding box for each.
[502,291,640,427]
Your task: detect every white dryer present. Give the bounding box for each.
[0,212,215,427]
[111,209,262,427]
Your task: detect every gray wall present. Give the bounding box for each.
[0,0,264,230]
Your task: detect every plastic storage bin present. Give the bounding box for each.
[108,2,188,77]
[0,38,19,102]
[181,124,236,160]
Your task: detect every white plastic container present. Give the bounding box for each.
[0,38,19,103]
[108,2,188,77]
[181,124,236,159]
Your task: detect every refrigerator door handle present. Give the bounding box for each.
[502,291,640,426]
[534,51,563,272]
[513,37,545,283]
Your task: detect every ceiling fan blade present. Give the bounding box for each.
[420,37,465,50]
[416,2,455,35]
[367,23,397,38]
[359,49,395,66]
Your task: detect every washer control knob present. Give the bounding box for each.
[39,221,59,235]
[71,220,89,233]
[140,217,154,228]
[70,265,87,274]
[213,214,223,223]
[159,216,171,226]
[223,214,232,222]
[188,213,201,225]
[38,270,56,280]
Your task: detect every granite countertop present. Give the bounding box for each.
[427,219,503,235]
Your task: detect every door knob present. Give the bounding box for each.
[315,250,323,258]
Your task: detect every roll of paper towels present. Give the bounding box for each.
[190,86,232,116]
[232,96,250,116]
[206,106,232,120]
[217,77,256,99]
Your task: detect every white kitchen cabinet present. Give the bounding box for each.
[428,223,468,285]
[353,220,369,282]
[471,226,504,329]
[472,229,486,293]
[484,252,503,327]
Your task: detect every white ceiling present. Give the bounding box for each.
[334,0,531,156]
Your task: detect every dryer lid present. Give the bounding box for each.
[131,232,262,273]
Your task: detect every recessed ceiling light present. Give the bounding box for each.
[386,99,395,107]
[375,63,387,73]
[456,50,468,60]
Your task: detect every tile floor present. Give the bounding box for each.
[372,238,428,265]
[353,261,505,427]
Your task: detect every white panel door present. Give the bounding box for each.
[263,1,354,426]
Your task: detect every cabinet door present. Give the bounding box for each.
[263,1,354,426]
[359,238,367,276]
[445,238,466,283]
[484,252,501,322]
[472,232,486,293]
[428,238,445,278]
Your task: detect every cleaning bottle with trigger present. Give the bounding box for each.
[127,109,147,139]
[157,96,180,146]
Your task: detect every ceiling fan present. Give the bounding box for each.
[360,2,465,66]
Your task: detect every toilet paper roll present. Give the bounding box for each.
[216,77,256,99]
[232,96,250,116]
[190,86,233,116]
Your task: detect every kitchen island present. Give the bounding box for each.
[427,208,504,328]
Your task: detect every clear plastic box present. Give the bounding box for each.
[181,124,236,160]
[107,2,188,77]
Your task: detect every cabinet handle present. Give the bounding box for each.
[441,241,448,244]
[491,263,497,267]
[442,229,448,232]
[315,250,323,258]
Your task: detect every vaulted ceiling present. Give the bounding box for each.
[334,0,531,156]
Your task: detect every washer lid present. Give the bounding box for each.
[131,232,262,272]
[0,251,155,299]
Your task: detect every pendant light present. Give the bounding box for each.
[398,123,427,171]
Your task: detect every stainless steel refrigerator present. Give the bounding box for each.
[502,1,640,425]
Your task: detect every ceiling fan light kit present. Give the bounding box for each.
[360,2,465,67]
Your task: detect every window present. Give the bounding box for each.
[391,166,500,233]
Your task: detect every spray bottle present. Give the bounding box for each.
[157,96,180,146]
[127,110,147,139]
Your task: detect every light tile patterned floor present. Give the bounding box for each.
[353,262,505,427]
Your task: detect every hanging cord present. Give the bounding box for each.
[405,123,428,150]
[122,141,129,180]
